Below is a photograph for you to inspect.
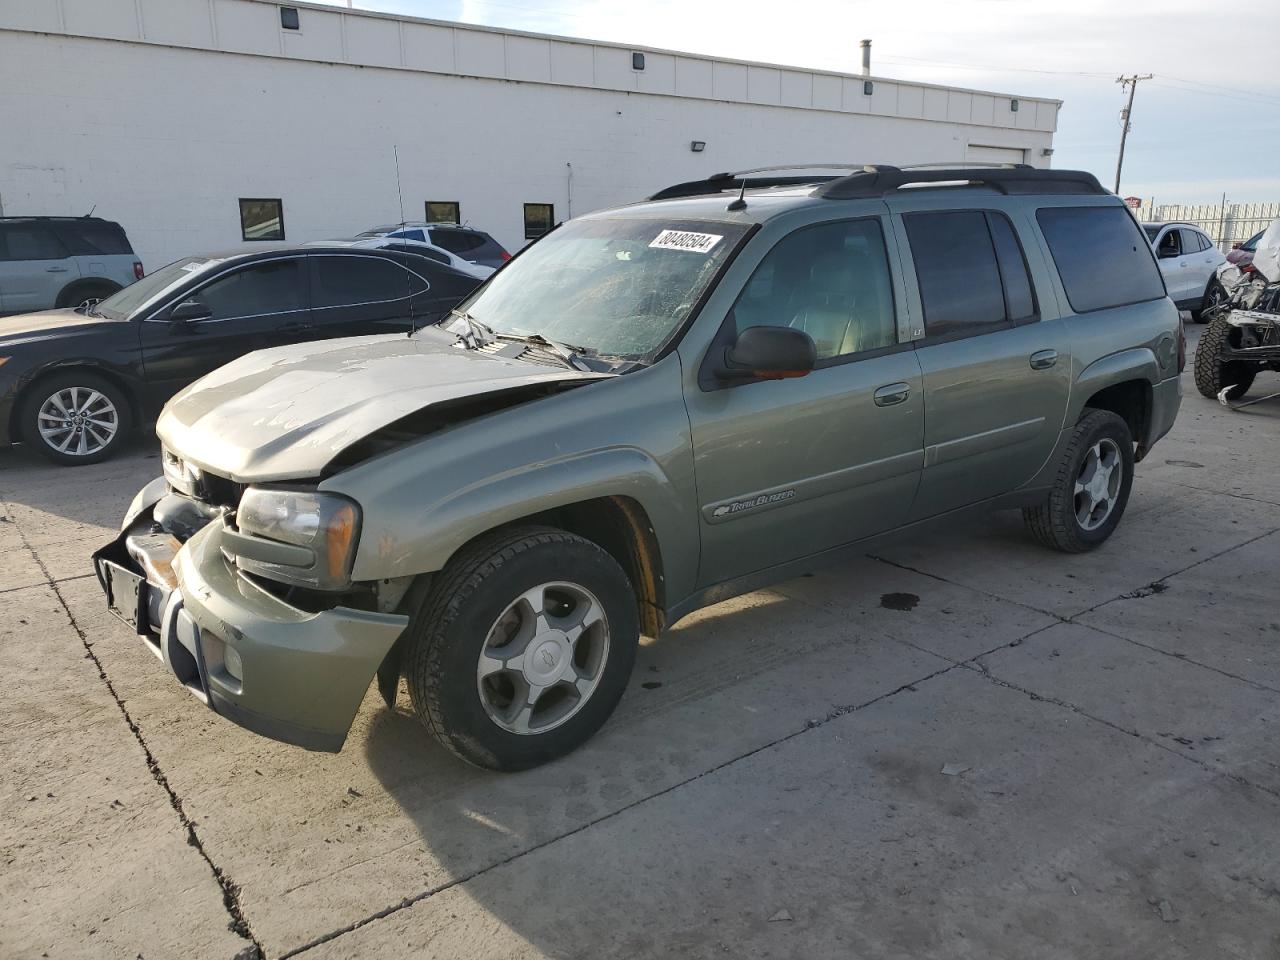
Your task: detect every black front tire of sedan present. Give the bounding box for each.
[405,525,639,771]
[19,372,131,465]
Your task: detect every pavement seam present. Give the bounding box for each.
[1154,477,1280,509]
[0,572,96,595]
[965,659,1280,801]
[868,553,1067,621]
[4,502,265,960]
[1073,620,1280,696]
[1070,526,1280,621]
[279,659,966,958]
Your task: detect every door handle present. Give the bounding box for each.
[873,382,910,407]
[46,266,70,273]
[1029,349,1058,370]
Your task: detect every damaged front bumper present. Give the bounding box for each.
[92,479,408,752]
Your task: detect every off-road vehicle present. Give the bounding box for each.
[95,164,1183,771]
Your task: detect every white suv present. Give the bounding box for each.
[1141,221,1226,319]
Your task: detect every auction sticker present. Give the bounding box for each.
[649,229,723,253]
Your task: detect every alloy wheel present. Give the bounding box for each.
[1074,438,1123,531]
[37,387,119,456]
[476,581,610,735]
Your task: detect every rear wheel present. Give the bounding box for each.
[1194,317,1255,400]
[19,372,130,465]
[56,281,120,310]
[1023,408,1134,553]
[405,526,639,771]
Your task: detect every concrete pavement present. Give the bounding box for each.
[2,324,1278,959]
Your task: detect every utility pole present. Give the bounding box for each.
[1114,74,1153,194]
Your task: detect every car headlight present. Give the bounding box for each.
[234,487,360,591]
[162,448,202,497]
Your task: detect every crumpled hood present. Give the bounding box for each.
[0,308,123,348]
[158,328,612,482]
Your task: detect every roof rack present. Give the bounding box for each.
[648,163,1108,203]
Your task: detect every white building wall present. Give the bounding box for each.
[0,0,1059,271]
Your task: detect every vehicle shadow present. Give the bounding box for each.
[0,432,160,530]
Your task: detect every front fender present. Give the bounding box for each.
[121,476,168,531]
[339,444,694,591]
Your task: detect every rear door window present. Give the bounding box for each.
[312,255,411,308]
[904,211,1007,337]
[1036,206,1167,313]
[0,222,68,261]
[1180,228,1209,253]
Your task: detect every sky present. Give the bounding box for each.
[320,0,1280,204]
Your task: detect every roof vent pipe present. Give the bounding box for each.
[861,39,871,77]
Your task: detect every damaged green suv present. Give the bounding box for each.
[94,165,1183,771]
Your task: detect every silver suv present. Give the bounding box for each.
[0,216,143,314]
[96,165,1183,772]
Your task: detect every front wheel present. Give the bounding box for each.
[405,526,639,771]
[1023,408,1135,553]
[1194,317,1255,400]
[20,372,131,465]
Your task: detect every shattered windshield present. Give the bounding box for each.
[453,217,751,361]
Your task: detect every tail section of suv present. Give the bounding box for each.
[0,216,142,315]
[96,165,1182,772]
[357,222,510,268]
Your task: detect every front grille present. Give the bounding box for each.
[197,471,244,512]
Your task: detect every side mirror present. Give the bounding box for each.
[716,326,816,381]
[168,300,213,324]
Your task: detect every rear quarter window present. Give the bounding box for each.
[1036,206,1166,313]
[53,220,133,256]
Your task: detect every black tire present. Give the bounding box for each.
[1193,277,1226,324]
[405,525,639,771]
[19,371,131,465]
[1023,408,1135,553]
[55,280,120,310]
[1194,317,1256,400]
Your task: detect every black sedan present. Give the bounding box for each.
[0,244,482,464]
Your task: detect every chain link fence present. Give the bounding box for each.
[1131,200,1280,252]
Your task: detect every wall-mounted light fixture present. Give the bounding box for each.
[1042,147,1054,157]
[632,52,645,71]
[280,6,300,29]
[690,140,706,152]
[1010,99,1020,112]
[863,80,874,96]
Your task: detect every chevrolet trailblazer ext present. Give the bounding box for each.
[95,165,1183,771]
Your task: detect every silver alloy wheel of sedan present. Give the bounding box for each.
[37,386,120,456]
[476,581,610,735]
[1074,437,1123,531]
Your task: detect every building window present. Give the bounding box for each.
[523,203,554,240]
[280,7,300,30]
[425,201,460,224]
[239,198,285,241]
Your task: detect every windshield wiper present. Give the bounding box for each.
[445,308,496,348]
[517,333,593,372]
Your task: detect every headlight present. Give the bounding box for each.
[162,448,202,497]
[234,487,360,591]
